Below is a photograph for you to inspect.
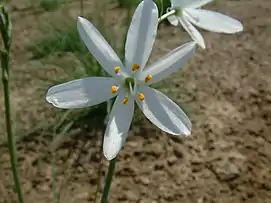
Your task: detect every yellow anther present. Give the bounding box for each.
[145,74,152,83]
[114,66,120,73]
[132,64,140,72]
[122,97,129,104]
[138,93,145,101]
[111,85,117,93]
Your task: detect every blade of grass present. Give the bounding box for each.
[0,6,25,203]
[51,147,57,203]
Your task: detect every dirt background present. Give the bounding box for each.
[0,0,271,202]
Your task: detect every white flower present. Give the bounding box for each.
[167,0,243,49]
[46,0,196,160]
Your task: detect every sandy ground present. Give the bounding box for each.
[0,0,271,202]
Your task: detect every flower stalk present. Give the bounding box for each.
[100,158,117,203]
[158,9,176,24]
[0,5,25,203]
[80,0,83,15]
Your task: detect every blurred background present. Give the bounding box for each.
[0,0,271,202]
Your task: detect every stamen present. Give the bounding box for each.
[122,97,129,104]
[114,66,120,73]
[145,74,152,83]
[111,85,118,93]
[132,64,140,72]
[129,82,135,96]
[138,93,145,101]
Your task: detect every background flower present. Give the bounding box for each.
[167,0,243,48]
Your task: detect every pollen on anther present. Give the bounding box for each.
[145,74,152,83]
[122,97,129,104]
[138,93,145,101]
[114,66,120,73]
[132,64,140,72]
[111,85,118,93]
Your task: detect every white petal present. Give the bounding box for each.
[125,0,158,70]
[103,91,134,160]
[179,16,206,49]
[136,86,191,136]
[167,14,179,26]
[170,0,189,8]
[77,17,124,76]
[139,41,196,84]
[170,0,213,8]
[46,77,117,109]
[186,0,214,8]
[184,9,243,33]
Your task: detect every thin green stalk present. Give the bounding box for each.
[159,0,164,18]
[93,143,103,203]
[1,54,25,203]
[158,9,175,24]
[51,148,57,203]
[100,158,117,203]
[0,6,25,203]
[80,0,83,15]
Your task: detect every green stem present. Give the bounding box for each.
[0,6,25,203]
[1,52,25,203]
[80,0,83,15]
[158,9,176,24]
[51,148,57,203]
[100,158,117,203]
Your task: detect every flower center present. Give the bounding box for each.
[124,77,135,89]
[175,8,182,16]
[111,65,147,104]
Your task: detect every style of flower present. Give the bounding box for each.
[46,0,196,160]
[167,0,243,49]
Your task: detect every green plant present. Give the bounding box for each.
[28,19,109,131]
[117,0,140,8]
[0,5,25,203]
[29,22,88,59]
[155,0,171,15]
[40,0,60,11]
[116,0,171,15]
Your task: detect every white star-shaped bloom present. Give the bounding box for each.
[46,0,196,160]
[167,0,243,49]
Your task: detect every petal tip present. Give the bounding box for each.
[77,16,84,21]
[236,23,244,33]
[198,41,206,49]
[230,20,244,33]
[103,149,117,161]
[184,129,192,136]
[226,22,244,34]
[45,91,53,103]
[77,16,87,26]
[103,137,121,161]
[45,96,58,107]
[174,127,192,137]
[45,96,51,103]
